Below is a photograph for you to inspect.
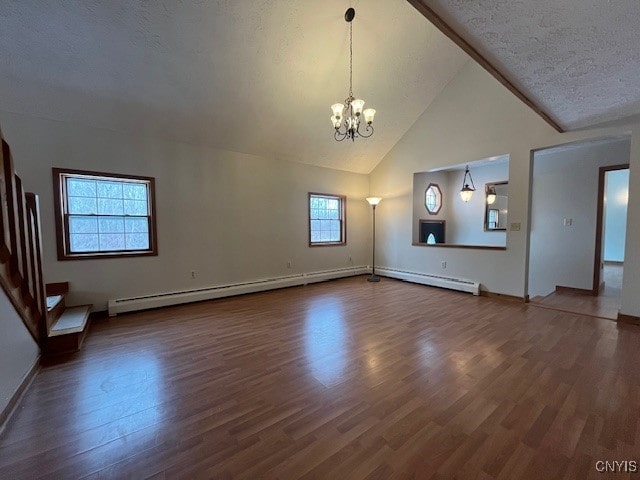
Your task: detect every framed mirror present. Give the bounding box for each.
[484,181,508,231]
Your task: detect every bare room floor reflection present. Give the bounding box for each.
[530,264,622,320]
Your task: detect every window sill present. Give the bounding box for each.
[309,242,346,247]
[57,250,157,261]
[412,243,506,251]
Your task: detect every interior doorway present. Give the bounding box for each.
[527,137,631,320]
[594,165,629,294]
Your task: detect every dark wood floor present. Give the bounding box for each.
[1,276,639,479]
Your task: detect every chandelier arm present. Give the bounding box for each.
[334,129,348,142]
[357,123,374,138]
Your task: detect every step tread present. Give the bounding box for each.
[46,295,64,312]
[48,305,91,337]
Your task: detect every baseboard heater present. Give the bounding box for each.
[108,266,369,316]
[376,267,480,296]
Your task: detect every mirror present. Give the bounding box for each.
[484,182,508,231]
[412,155,509,248]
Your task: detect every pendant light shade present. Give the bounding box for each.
[486,186,497,205]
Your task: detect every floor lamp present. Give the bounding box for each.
[366,197,382,282]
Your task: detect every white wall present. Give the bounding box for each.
[0,289,39,416]
[604,169,629,262]
[528,140,630,297]
[1,112,371,311]
[370,60,640,314]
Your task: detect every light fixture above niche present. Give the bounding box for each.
[459,165,476,202]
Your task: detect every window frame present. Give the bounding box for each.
[424,183,442,215]
[308,192,347,247]
[52,168,158,260]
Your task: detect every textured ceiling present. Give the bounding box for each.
[416,0,640,130]
[0,0,468,174]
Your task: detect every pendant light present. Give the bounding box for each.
[486,186,497,205]
[459,165,476,202]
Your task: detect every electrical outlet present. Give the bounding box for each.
[441,261,447,269]
[286,260,292,269]
[563,218,573,226]
[190,270,196,279]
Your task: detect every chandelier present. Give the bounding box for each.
[330,8,376,142]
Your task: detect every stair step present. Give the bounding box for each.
[49,305,91,337]
[46,294,64,312]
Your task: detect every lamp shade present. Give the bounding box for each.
[486,187,497,205]
[331,103,345,117]
[363,108,376,124]
[459,187,474,202]
[366,196,382,206]
[352,99,365,115]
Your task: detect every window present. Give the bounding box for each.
[53,168,157,260]
[309,193,346,246]
[487,208,499,229]
[424,183,442,214]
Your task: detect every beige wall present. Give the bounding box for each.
[0,289,39,416]
[370,61,640,316]
[1,112,371,310]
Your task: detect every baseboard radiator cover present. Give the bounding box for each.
[108,266,369,316]
[376,267,480,296]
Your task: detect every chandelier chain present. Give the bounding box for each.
[349,19,353,99]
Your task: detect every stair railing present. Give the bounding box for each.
[0,127,47,344]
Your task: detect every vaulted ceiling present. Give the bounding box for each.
[411,0,640,131]
[0,0,468,174]
[3,2,638,175]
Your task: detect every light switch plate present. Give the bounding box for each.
[510,222,521,231]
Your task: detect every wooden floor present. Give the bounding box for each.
[531,264,623,320]
[1,276,639,479]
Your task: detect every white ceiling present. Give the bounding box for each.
[418,0,640,131]
[0,0,468,174]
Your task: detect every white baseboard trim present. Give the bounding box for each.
[108,266,370,316]
[376,267,480,295]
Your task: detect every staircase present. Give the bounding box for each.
[0,126,91,355]
[45,282,91,354]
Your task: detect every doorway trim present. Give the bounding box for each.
[593,163,629,295]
